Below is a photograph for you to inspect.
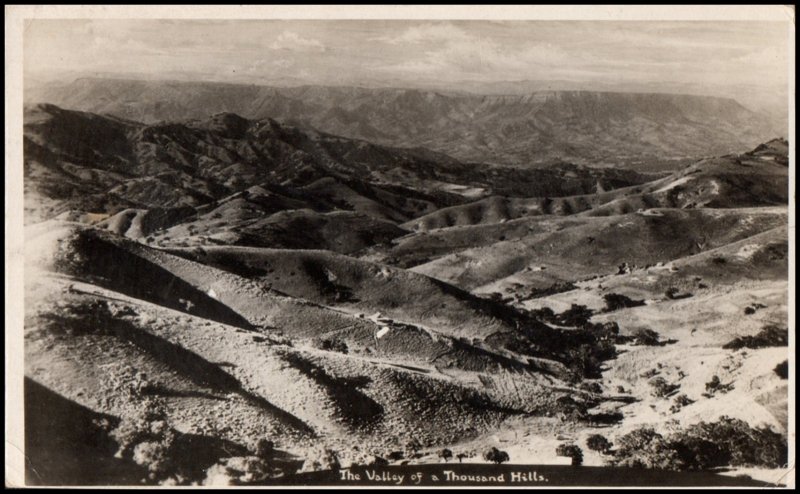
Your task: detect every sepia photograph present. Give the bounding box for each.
[5,4,795,488]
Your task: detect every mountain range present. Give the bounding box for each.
[25,78,783,170]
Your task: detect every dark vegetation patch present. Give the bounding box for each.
[665,287,693,300]
[743,302,767,315]
[602,293,646,312]
[722,325,788,350]
[556,444,584,466]
[517,281,578,301]
[649,377,681,398]
[312,337,349,354]
[702,375,734,397]
[615,328,675,347]
[774,360,788,379]
[611,417,787,471]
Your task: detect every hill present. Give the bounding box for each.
[23,104,650,225]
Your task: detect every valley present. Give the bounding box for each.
[21,95,791,486]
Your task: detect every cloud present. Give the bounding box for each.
[377,23,472,45]
[269,31,325,53]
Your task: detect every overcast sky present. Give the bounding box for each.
[24,20,791,91]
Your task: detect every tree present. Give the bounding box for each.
[603,293,645,312]
[586,434,612,454]
[774,360,788,379]
[632,328,661,346]
[557,304,594,327]
[649,377,680,398]
[437,448,453,462]
[612,428,685,471]
[483,447,510,465]
[556,444,583,466]
[251,439,275,460]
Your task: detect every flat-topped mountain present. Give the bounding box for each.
[26,78,781,170]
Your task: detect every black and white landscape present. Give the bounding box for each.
[16,13,793,487]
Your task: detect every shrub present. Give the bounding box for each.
[669,394,695,413]
[437,448,453,462]
[703,375,734,396]
[774,360,788,379]
[640,368,659,379]
[612,428,685,470]
[556,444,583,466]
[566,344,603,380]
[557,304,594,327]
[586,434,612,454]
[722,326,788,350]
[522,282,578,300]
[530,306,557,323]
[678,416,787,468]
[313,337,349,354]
[251,439,275,460]
[612,418,787,471]
[483,447,510,465]
[580,381,603,394]
[665,287,693,300]
[630,328,662,346]
[650,377,681,398]
[603,293,646,312]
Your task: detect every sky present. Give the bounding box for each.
[24,19,791,92]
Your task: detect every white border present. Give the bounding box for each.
[4,4,796,489]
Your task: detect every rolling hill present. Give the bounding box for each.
[23,104,650,226]
[21,88,790,486]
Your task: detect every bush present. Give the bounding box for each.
[483,447,510,465]
[580,381,603,394]
[631,328,662,346]
[557,304,594,327]
[612,418,787,471]
[669,394,695,413]
[586,434,612,454]
[703,375,734,396]
[612,428,684,470]
[251,439,275,459]
[556,444,583,466]
[665,287,693,300]
[774,360,788,379]
[677,416,787,468]
[313,337,349,354]
[603,293,646,312]
[723,326,788,350]
[650,377,681,398]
